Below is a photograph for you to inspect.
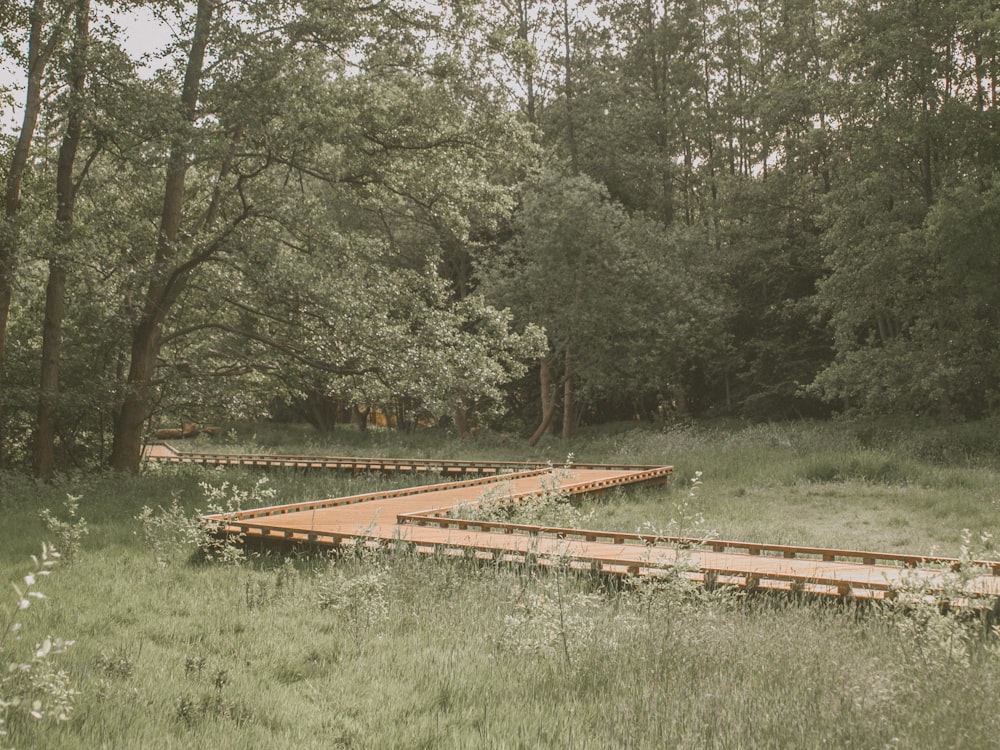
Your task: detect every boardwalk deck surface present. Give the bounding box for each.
[146,444,1000,602]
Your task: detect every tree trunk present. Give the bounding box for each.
[516,0,536,124]
[33,264,67,477]
[0,0,65,466]
[561,345,575,440]
[109,0,214,472]
[33,0,90,479]
[353,404,368,432]
[110,319,161,471]
[455,406,470,439]
[560,0,580,174]
[527,355,557,446]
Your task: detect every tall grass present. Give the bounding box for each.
[2,418,1000,748]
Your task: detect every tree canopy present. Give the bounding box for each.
[2,0,999,472]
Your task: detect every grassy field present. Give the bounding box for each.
[2,418,1000,749]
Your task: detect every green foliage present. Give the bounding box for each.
[881,529,1000,670]
[479,169,728,418]
[451,462,595,528]
[316,546,392,642]
[136,475,276,567]
[38,495,88,564]
[134,494,205,568]
[636,469,715,542]
[492,566,604,668]
[7,0,1000,471]
[814,177,1000,417]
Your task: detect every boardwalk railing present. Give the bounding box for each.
[202,469,554,523]
[147,443,671,476]
[395,512,1000,576]
[396,510,1000,576]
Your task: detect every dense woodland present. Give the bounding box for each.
[1,0,999,474]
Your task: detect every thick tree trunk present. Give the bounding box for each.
[109,319,161,472]
[0,0,62,466]
[353,404,368,432]
[33,264,67,477]
[455,406,470,439]
[527,355,557,446]
[33,0,90,478]
[109,0,214,472]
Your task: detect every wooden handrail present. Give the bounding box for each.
[394,513,1000,575]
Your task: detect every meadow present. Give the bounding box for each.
[2,418,1000,749]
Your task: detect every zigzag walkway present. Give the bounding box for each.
[145,444,1000,603]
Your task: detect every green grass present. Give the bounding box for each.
[3,419,1000,748]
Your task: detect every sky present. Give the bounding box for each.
[1,5,172,135]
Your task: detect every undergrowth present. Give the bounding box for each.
[0,545,76,747]
[3,420,1000,748]
[135,475,276,566]
[449,460,596,528]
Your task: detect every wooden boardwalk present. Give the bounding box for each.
[143,442,655,475]
[146,444,1000,602]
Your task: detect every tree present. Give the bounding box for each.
[481,168,726,438]
[0,0,73,466]
[108,0,219,471]
[813,179,1000,416]
[32,0,89,478]
[811,0,1000,416]
[95,0,539,468]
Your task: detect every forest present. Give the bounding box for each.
[2,0,999,475]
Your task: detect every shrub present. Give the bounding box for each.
[317,545,391,643]
[136,475,277,567]
[38,495,88,564]
[451,461,595,528]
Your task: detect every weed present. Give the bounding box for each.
[184,655,207,676]
[175,694,198,728]
[135,494,206,567]
[453,461,595,528]
[881,529,1000,669]
[136,475,276,566]
[493,565,601,668]
[244,578,271,611]
[96,644,140,679]
[38,495,88,564]
[198,475,277,514]
[176,662,248,729]
[0,545,76,745]
[317,546,391,641]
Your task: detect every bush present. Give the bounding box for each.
[136,475,277,567]
[38,495,88,564]
[450,462,595,528]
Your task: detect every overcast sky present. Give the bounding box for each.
[1,6,172,134]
